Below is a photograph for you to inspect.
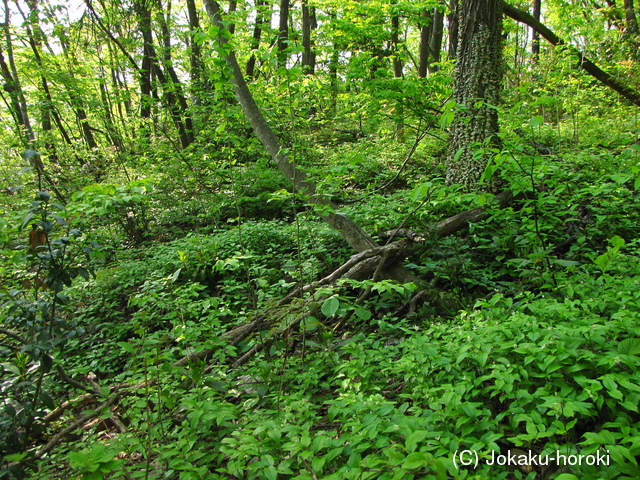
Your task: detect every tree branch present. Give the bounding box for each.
[502,1,640,107]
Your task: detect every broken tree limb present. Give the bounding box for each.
[430,189,515,237]
[202,0,376,253]
[502,2,640,107]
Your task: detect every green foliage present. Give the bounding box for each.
[2,0,640,478]
[0,192,94,474]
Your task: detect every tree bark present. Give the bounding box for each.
[277,0,290,68]
[134,0,154,121]
[532,0,541,57]
[445,0,503,189]
[301,0,317,74]
[246,0,270,78]
[418,9,432,77]
[391,1,404,142]
[186,0,204,87]
[624,0,639,34]
[202,0,377,253]
[428,7,444,73]
[448,0,459,60]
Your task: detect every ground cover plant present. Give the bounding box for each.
[1,0,640,479]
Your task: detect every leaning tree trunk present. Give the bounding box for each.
[203,0,377,253]
[445,0,503,189]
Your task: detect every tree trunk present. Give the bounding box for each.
[134,0,154,121]
[277,0,290,68]
[428,7,444,74]
[203,0,377,253]
[301,0,317,74]
[246,0,269,78]
[328,28,340,116]
[391,2,404,142]
[448,0,459,59]
[532,0,541,57]
[624,0,639,35]
[154,0,194,147]
[418,9,432,77]
[445,0,503,189]
[186,0,205,88]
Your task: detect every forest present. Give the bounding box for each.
[1,0,640,478]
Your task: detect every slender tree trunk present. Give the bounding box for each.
[228,0,237,34]
[418,9,432,77]
[277,0,290,68]
[0,3,34,145]
[448,0,459,60]
[328,36,340,116]
[446,0,503,189]
[391,2,404,142]
[246,0,269,78]
[98,67,123,149]
[154,0,194,147]
[186,0,205,88]
[532,0,541,57]
[135,0,154,121]
[301,0,317,74]
[624,0,639,34]
[428,7,444,73]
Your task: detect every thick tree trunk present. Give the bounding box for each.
[203,0,377,253]
[445,0,503,188]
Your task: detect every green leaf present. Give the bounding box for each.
[321,296,340,317]
[610,235,625,249]
[402,451,428,469]
[4,452,28,462]
[20,212,34,231]
[118,342,135,354]
[617,338,640,356]
[264,465,278,480]
[529,116,543,127]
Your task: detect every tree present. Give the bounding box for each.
[445,0,503,188]
[301,0,317,74]
[276,0,290,68]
